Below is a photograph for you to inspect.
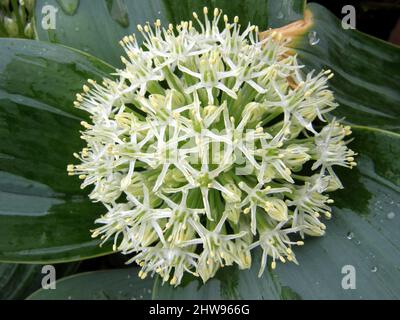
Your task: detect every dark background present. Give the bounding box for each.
[312,0,400,44]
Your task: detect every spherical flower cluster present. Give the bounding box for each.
[68,7,356,286]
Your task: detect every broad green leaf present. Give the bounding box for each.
[0,262,80,300]
[35,0,169,67]
[34,0,305,67]
[27,268,153,300]
[154,127,400,299]
[0,38,114,263]
[290,4,400,133]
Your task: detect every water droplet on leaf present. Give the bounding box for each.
[308,31,320,46]
[346,232,354,240]
[387,212,395,220]
[371,266,378,273]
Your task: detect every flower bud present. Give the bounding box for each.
[24,0,35,13]
[264,198,288,222]
[24,21,33,38]
[4,16,19,37]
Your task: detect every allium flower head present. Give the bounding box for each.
[68,7,356,286]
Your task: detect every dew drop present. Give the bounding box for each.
[277,11,284,19]
[387,212,395,220]
[371,266,378,273]
[346,232,354,240]
[67,296,72,300]
[308,31,320,46]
